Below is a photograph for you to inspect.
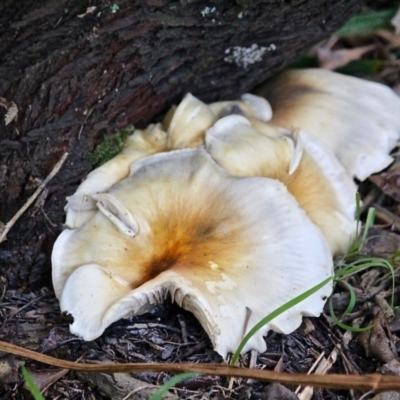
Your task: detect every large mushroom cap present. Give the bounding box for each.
[53,148,332,357]
[206,115,357,255]
[257,68,400,181]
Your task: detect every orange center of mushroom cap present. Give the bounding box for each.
[54,152,257,293]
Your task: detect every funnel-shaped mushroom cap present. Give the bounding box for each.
[257,69,400,181]
[65,124,167,228]
[53,148,332,357]
[206,115,357,255]
[166,93,217,149]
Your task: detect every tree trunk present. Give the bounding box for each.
[0,0,361,289]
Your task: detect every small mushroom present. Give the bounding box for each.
[65,124,167,228]
[206,115,357,255]
[257,68,400,181]
[53,148,333,357]
[165,93,217,149]
[164,93,273,149]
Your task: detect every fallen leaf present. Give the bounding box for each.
[370,163,400,203]
[390,311,400,333]
[40,327,77,353]
[4,102,18,125]
[77,370,177,400]
[359,308,397,363]
[359,227,400,258]
[24,310,39,318]
[312,37,375,70]
[379,359,400,376]
[0,97,18,125]
[376,29,400,48]
[274,356,284,372]
[391,7,400,34]
[262,383,299,400]
[25,367,69,393]
[299,319,315,336]
[77,6,97,18]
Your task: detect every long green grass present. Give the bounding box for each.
[21,366,45,400]
[149,373,199,400]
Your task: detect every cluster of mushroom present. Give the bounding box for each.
[52,69,400,358]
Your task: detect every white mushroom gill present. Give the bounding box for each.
[257,68,400,181]
[53,148,333,357]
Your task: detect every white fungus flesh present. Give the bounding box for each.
[53,148,333,357]
[257,68,400,181]
[205,115,357,255]
[165,93,273,150]
[166,93,216,149]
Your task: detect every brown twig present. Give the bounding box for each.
[374,293,395,323]
[373,204,400,232]
[0,153,68,243]
[177,315,189,344]
[2,340,400,391]
[360,187,381,215]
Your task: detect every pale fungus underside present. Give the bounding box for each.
[52,69,400,357]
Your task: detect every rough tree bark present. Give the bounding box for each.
[0,0,362,289]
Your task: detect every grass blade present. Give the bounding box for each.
[21,366,45,400]
[150,372,199,400]
[231,276,333,365]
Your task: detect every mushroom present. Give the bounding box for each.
[165,93,216,149]
[257,68,400,181]
[205,115,357,255]
[53,68,400,358]
[53,148,333,357]
[163,93,273,149]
